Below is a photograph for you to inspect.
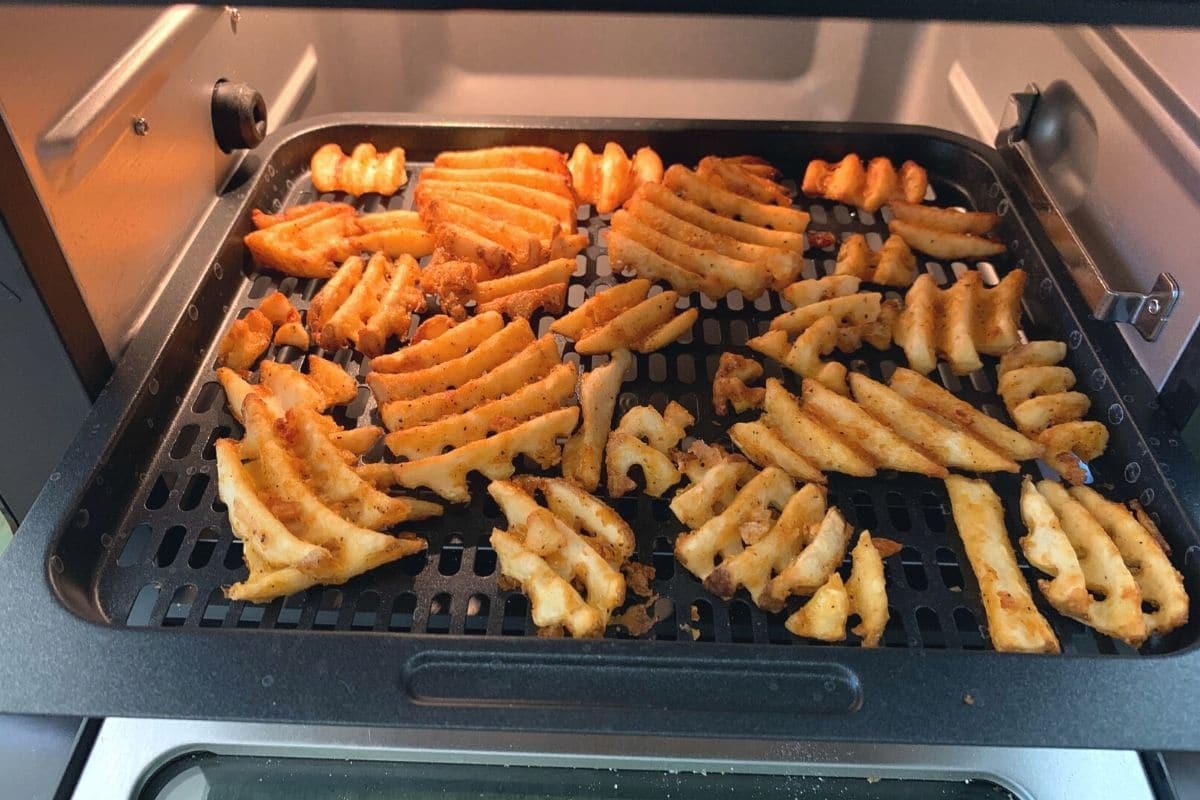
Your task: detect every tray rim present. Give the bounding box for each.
[2,112,1199,750]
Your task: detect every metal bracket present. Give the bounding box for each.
[996,84,1179,342]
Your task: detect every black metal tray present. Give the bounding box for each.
[2,114,1198,750]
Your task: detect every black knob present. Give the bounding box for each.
[211,80,267,152]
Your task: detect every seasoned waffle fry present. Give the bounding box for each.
[217,309,272,371]
[471,258,576,304]
[605,402,693,497]
[368,319,535,404]
[1038,481,1146,646]
[785,572,849,641]
[415,186,563,239]
[674,467,795,582]
[706,484,827,605]
[563,349,631,492]
[760,378,871,477]
[384,363,577,459]
[568,142,663,214]
[889,367,1043,462]
[833,233,917,287]
[419,166,573,199]
[781,275,861,307]
[411,314,457,344]
[371,311,504,374]
[550,279,649,339]
[728,421,826,484]
[307,252,427,353]
[435,146,569,176]
[761,506,852,611]
[553,280,696,355]
[669,442,755,528]
[427,199,543,271]
[1018,477,1089,616]
[477,283,567,320]
[491,527,602,637]
[1071,485,1188,637]
[837,298,899,353]
[712,353,765,415]
[749,319,849,395]
[416,179,576,229]
[379,336,559,431]
[997,339,1068,376]
[361,407,579,503]
[664,165,811,233]
[635,182,806,252]
[311,143,407,196]
[696,155,793,206]
[769,292,882,336]
[258,291,308,349]
[846,531,890,647]
[517,476,636,567]
[889,218,1005,260]
[802,154,927,212]
[888,200,998,235]
[944,475,1059,653]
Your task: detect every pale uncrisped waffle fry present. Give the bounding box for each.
[894,269,1026,375]
[358,407,580,503]
[996,340,1109,485]
[605,401,694,497]
[308,252,426,355]
[712,353,765,415]
[669,441,756,529]
[563,349,631,492]
[801,154,927,213]
[217,309,272,372]
[257,291,309,349]
[833,233,918,287]
[245,202,434,278]
[311,143,407,196]
[944,475,1060,654]
[550,280,697,355]
[568,141,664,214]
[770,277,882,336]
[750,317,851,396]
[844,531,895,647]
[489,477,634,637]
[217,394,432,603]
[785,572,849,642]
[760,504,852,611]
[1036,481,1146,646]
[610,161,809,299]
[1018,476,1089,617]
[1071,485,1188,638]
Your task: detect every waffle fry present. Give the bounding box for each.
[371,311,503,374]
[1018,476,1090,617]
[836,298,900,353]
[889,200,998,235]
[489,477,633,637]
[605,402,693,497]
[761,505,852,611]
[425,257,573,321]
[888,214,1004,261]
[770,285,882,335]
[696,155,793,207]
[245,203,433,278]
[217,395,430,603]
[1071,485,1188,637]
[669,441,755,529]
[217,309,272,372]
[995,340,1109,484]
[749,318,850,395]
[712,353,765,415]
[731,378,862,479]
[568,141,663,214]
[411,314,457,344]
[665,164,811,233]
[785,572,849,641]
[257,291,308,349]
[845,531,891,647]
[894,269,1026,375]
[945,475,1059,654]
[435,146,569,175]
[728,420,826,484]
[359,407,580,503]
[308,253,426,355]
[419,166,573,200]
[833,233,917,287]
[634,181,805,252]
[551,280,696,355]
[801,154,927,212]
[1037,481,1146,646]
[415,178,576,229]
[563,350,631,492]
[311,143,407,196]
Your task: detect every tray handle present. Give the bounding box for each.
[995,84,1179,342]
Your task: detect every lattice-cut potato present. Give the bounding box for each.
[749,318,849,396]
[489,478,632,638]
[785,572,849,642]
[833,233,917,287]
[944,475,1059,654]
[551,279,696,355]
[371,311,503,374]
[217,309,272,372]
[673,467,795,582]
[769,290,882,337]
[712,352,765,415]
[846,531,893,648]
[1037,481,1146,647]
[669,441,756,529]
[605,401,694,498]
[306,252,427,355]
[888,218,1004,261]
[636,178,806,253]
[728,420,826,484]
[568,141,664,214]
[801,154,927,212]
[1018,476,1089,617]
[760,505,853,612]
[311,143,407,196]
[258,291,309,350]
[562,349,631,492]
[1070,485,1188,638]
[836,298,900,354]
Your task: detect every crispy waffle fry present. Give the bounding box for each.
[769,292,882,336]
[634,182,805,252]
[697,155,793,206]
[664,164,811,233]
[944,475,1059,653]
[1018,477,1090,616]
[217,309,272,371]
[563,349,631,492]
[746,378,870,478]
[837,298,899,353]
[435,146,569,175]
[749,318,849,395]
[1071,485,1188,637]
[605,402,693,497]
[568,142,664,214]
[257,291,309,349]
[846,531,890,647]
[311,253,428,354]
[491,527,602,637]
[895,269,1027,375]
[416,179,576,229]
[411,314,457,343]
[674,467,795,582]
[416,186,564,240]
[361,407,580,503]
[706,484,827,605]
[550,279,649,339]
[553,280,696,355]
[712,353,765,415]
[994,340,1108,484]
[728,421,826,484]
[1038,481,1146,646]
[785,573,849,641]
[833,233,917,287]
[516,476,636,567]
[419,166,573,200]
[889,218,1005,261]
[669,442,755,528]
[311,143,407,196]
[371,311,503,374]
[761,506,852,611]
[888,200,998,234]
[780,275,861,307]
[802,154,927,212]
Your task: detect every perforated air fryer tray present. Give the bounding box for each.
[2,115,1198,750]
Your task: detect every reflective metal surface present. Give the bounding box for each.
[72,718,1156,800]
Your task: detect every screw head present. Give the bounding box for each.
[132,116,150,136]
[1146,298,1162,315]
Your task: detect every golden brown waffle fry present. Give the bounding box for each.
[257,291,308,349]
[734,378,866,478]
[669,442,756,529]
[696,155,793,207]
[310,253,427,354]
[728,421,826,484]
[888,200,998,234]
[568,141,664,214]
[552,280,696,355]
[761,505,852,611]
[846,531,890,647]
[563,350,631,492]
[665,164,811,233]
[749,319,849,396]
[769,291,882,336]
[634,182,806,252]
[1018,476,1090,616]
[217,309,272,372]
[416,179,576,229]
[889,218,1005,261]
[785,572,849,642]
[801,154,927,212]
[836,298,900,353]
[944,475,1059,653]
[371,311,504,374]
[419,166,573,200]
[833,233,917,287]
[605,402,693,497]
[311,143,407,196]
[435,146,569,175]
[712,353,765,415]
